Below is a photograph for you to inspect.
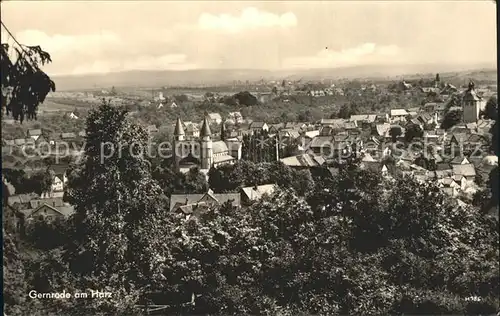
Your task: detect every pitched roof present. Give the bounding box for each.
[309,136,333,148]
[250,121,266,129]
[169,192,240,211]
[27,129,42,136]
[241,184,277,201]
[213,155,235,164]
[390,109,409,117]
[200,117,212,137]
[7,193,39,206]
[375,123,391,136]
[467,133,486,143]
[14,138,26,145]
[350,114,377,123]
[450,156,469,165]
[436,162,452,171]
[212,140,229,154]
[21,203,75,218]
[61,132,77,139]
[280,154,325,167]
[174,118,185,136]
[320,118,345,125]
[452,164,476,177]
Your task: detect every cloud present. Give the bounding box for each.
[198,7,297,33]
[16,30,120,56]
[9,29,196,75]
[283,43,402,69]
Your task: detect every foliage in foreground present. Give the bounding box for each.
[3,101,499,315]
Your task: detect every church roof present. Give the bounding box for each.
[174,118,185,136]
[213,141,229,154]
[200,117,212,137]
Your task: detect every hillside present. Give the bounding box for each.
[50,63,496,91]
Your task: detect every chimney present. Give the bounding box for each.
[185,198,189,205]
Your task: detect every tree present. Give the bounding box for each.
[337,104,352,119]
[480,96,497,120]
[389,126,402,142]
[404,123,423,142]
[1,35,56,123]
[63,100,169,313]
[234,91,258,106]
[441,109,463,130]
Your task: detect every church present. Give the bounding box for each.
[462,81,487,123]
[173,117,242,173]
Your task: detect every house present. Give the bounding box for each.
[69,112,79,120]
[438,178,461,196]
[207,112,223,124]
[60,132,77,141]
[170,101,178,108]
[390,109,409,123]
[241,184,278,204]
[27,129,42,141]
[304,130,320,139]
[420,87,441,94]
[7,193,40,209]
[280,154,325,169]
[309,136,333,156]
[320,118,345,126]
[280,129,301,140]
[452,164,476,181]
[417,113,436,126]
[184,123,200,138]
[441,83,458,95]
[374,123,391,137]
[13,138,26,147]
[169,189,241,212]
[228,112,243,124]
[19,199,75,223]
[349,114,377,126]
[465,133,489,152]
[249,121,269,132]
[450,156,470,165]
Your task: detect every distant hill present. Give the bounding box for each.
[51,63,496,91]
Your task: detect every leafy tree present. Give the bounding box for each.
[389,126,402,142]
[174,94,189,103]
[441,109,463,130]
[63,100,169,313]
[480,96,497,120]
[234,91,258,106]
[337,104,352,119]
[404,123,423,142]
[1,40,56,122]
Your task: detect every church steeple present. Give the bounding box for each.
[200,116,211,138]
[174,117,185,137]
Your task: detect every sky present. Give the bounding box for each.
[1,1,496,76]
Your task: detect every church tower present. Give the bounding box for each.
[173,117,185,170]
[435,73,440,88]
[200,116,213,170]
[462,81,485,123]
